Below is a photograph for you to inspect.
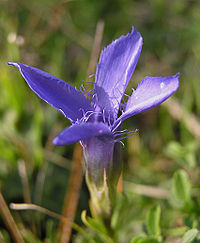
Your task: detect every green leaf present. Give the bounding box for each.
[146,205,161,237]
[165,141,197,169]
[182,229,198,243]
[81,210,107,235]
[131,237,158,243]
[173,170,191,202]
[81,210,113,243]
[131,237,141,243]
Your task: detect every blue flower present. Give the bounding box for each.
[8,27,179,187]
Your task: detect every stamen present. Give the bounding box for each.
[91,93,98,108]
[124,93,130,98]
[112,120,122,132]
[88,88,94,94]
[108,113,112,127]
[113,129,127,135]
[114,129,138,142]
[79,108,85,117]
[119,93,130,112]
[119,141,125,148]
[82,110,93,117]
[88,74,95,78]
[102,109,106,123]
[80,84,85,93]
[82,80,95,84]
[79,110,94,123]
[119,103,126,112]
[80,84,94,100]
[80,110,105,123]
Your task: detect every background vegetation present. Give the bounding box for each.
[0,0,200,242]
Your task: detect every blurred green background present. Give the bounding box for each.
[0,0,200,242]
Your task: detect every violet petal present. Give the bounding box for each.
[53,122,112,145]
[94,27,143,117]
[8,62,93,122]
[116,73,179,124]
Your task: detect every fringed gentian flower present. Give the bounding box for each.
[8,27,179,218]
